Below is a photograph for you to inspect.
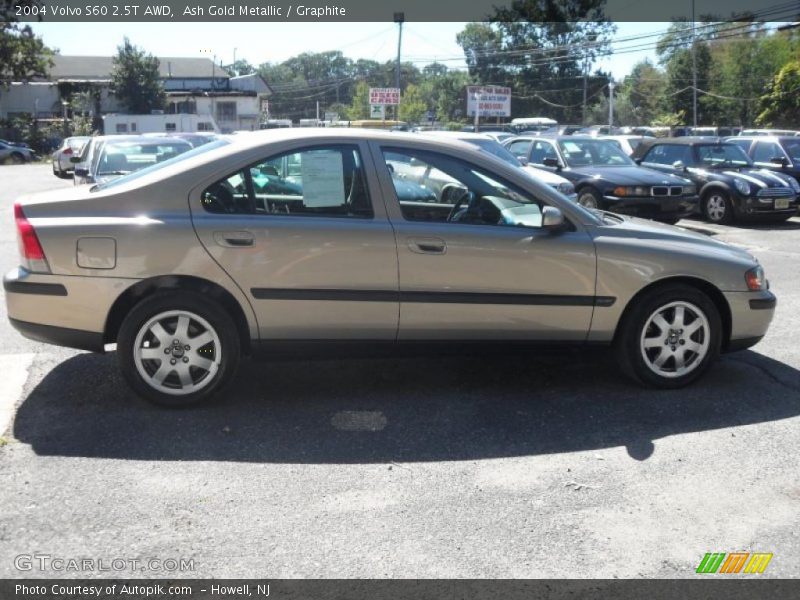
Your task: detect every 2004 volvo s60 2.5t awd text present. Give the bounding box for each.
[5,130,776,406]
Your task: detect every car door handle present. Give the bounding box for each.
[407,237,446,255]
[213,231,255,248]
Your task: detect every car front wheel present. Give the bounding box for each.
[577,188,603,210]
[615,284,721,388]
[703,191,733,224]
[117,292,240,406]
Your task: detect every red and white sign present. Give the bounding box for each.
[466,85,512,117]
[369,87,401,106]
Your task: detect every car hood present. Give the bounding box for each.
[569,165,690,186]
[592,212,756,264]
[523,165,569,185]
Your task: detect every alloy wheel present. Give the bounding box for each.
[705,194,727,222]
[133,310,221,396]
[640,301,710,378]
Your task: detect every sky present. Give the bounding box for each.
[28,21,662,80]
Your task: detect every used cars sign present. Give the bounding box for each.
[369,87,400,105]
[467,85,512,117]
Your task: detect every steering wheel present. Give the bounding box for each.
[446,190,476,222]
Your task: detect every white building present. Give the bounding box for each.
[0,55,272,133]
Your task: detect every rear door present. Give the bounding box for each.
[190,141,399,341]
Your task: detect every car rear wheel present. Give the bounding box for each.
[9,152,25,164]
[702,191,733,224]
[118,292,240,407]
[615,284,721,388]
[577,188,603,210]
[52,162,67,178]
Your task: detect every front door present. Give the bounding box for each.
[371,143,598,341]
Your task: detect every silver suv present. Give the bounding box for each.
[4,130,776,406]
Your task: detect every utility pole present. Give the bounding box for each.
[233,48,237,75]
[608,81,615,130]
[394,12,404,121]
[582,34,596,126]
[691,0,698,129]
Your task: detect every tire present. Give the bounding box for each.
[614,284,722,388]
[117,291,241,407]
[9,152,25,164]
[702,190,733,224]
[577,188,603,210]
[52,162,67,178]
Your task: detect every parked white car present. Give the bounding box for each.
[51,136,90,178]
[420,131,577,201]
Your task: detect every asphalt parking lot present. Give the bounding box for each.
[0,163,799,578]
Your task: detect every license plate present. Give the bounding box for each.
[775,198,790,209]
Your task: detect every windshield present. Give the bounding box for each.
[783,140,800,162]
[695,144,752,168]
[93,139,231,191]
[557,139,635,167]
[465,138,521,167]
[96,140,193,176]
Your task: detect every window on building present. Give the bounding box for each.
[115,123,128,133]
[216,102,237,122]
[165,123,177,132]
[198,122,214,132]
[130,123,137,132]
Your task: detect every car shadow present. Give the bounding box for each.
[12,347,800,463]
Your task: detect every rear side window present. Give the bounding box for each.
[202,145,373,219]
[752,141,784,163]
[642,144,692,166]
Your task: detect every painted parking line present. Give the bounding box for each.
[0,353,35,436]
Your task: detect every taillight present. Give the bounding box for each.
[63,147,73,155]
[14,203,50,273]
[745,266,766,291]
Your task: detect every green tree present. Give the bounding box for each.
[620,60,667,126]
[109,37,166,114]
[399,84,426,123]
[457,1,616,121]
[1,1,52,88]
[348,81,371,120]
[756,61,800,127]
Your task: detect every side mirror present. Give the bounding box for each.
[74,167,89,177]
[386,163,395,174]
[542,157,560,170]
[518,157,529,166]
[70,156,82,164]
[542,206,565,230]
[634,158,643,165]
[770,156,788,167]
[672,160,686,171]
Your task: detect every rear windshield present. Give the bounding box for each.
[92,139,231,191]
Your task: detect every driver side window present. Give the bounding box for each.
[381,147,545,228]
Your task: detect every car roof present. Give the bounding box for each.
[419,131,494,141]
[730,135,797,142]
[636,136,731,147]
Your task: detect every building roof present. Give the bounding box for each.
[45,55,231,82]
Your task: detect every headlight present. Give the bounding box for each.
[745,266,766,291]
[788,177,800,192]
[612,186,649,197]
[733,178,750,195]
[557,181,575,195]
